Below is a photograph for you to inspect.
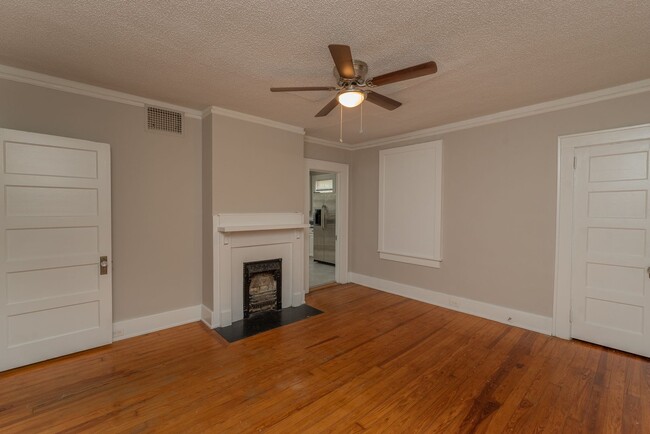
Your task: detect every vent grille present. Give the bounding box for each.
[147,106,183,134]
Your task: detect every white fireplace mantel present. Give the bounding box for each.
[217,223,309,233]
[210,213,307,327]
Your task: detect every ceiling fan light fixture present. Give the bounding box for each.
[337,90,365,108]
[270,44,437,118]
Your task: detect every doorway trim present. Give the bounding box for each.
[553,123,650,339]
[304,159,349,291]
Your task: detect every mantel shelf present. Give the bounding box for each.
[217,223,309,233]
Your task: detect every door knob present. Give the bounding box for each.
[647,266,650,279]
[100,256,108,275]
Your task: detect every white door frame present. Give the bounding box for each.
[553,123,650,339]
[304,159,349,290]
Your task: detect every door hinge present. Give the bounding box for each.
[569,309,573,323]
[573,156,577,169]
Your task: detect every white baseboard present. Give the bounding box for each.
[349,272,553,335]
[110,275,553,341]
[293,291,305,307]
[201,304,215,328]
[220,309,232,327]
[112,305,202,341]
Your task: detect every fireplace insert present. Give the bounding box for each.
[243,258,282,318]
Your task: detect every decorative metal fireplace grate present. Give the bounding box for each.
[243,258,282,318]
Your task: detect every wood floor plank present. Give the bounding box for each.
[0,283,648,433]
[272,322,468,432]
[408,331,538,433]
[639,360,650,434]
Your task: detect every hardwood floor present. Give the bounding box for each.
[1,283,649,433]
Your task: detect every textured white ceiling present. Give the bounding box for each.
[1,1,649,144]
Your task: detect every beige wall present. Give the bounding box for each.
[0,79,203,322]
[5,74,649,323]
[202,116,214,309]
[202,113,305,310]
[304,141,351,165]
[350,91,650,317]
[211,114,304,214]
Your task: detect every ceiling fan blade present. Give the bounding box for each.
[366,91,402,110]
[370,61,438,86]
[270,86,337,92]
[328,44,356,79]
[315,98,339,117]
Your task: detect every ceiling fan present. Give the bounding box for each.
[270,44,438,117]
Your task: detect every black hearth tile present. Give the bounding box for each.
[214,304,323,343]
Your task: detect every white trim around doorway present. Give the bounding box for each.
[553,123,650,339]
[304,159,350,291]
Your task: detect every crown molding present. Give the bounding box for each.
[204,106,305,135]
[0,64,204,119]
[4,62,648,146]
[304,135,352,150]
[350,78,650,150]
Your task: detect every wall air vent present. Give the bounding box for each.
[146,106,183,134]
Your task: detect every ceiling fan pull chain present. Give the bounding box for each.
[339,104,343,143]
[360,102,363,134]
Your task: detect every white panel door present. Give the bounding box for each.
[0,128,112,371]
[571,139,650,357]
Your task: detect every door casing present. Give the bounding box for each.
[554,123,650,339]
[304,159,349,291]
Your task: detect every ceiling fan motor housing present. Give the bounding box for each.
[334,60,369,86]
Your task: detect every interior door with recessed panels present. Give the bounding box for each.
[0,128,112,371]
[571,139,650,357]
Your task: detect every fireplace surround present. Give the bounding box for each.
[206,213,309,327]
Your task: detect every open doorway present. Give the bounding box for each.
[304,159,349,291]
[309,171,336,288]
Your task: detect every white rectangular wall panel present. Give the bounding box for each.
[378,141,442,268]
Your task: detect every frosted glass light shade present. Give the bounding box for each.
[337,90,365,108]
